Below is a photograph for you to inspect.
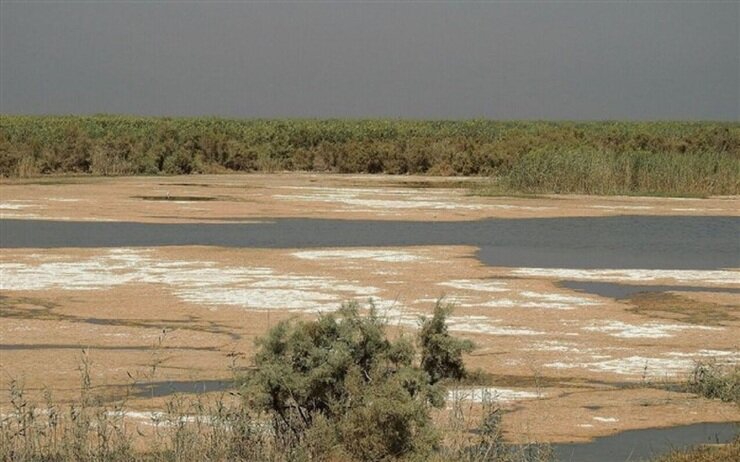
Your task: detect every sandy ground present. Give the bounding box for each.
[1,173,738,222]
[1,244,738,443]
[1,173,738,444]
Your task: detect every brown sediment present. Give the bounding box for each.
[1,173,738,223]
[626,292,740,326]
[1,244,738,442]
[499,387,739,443]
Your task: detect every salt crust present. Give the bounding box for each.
[513,268,739,286]
[292,249,425,262]
[583,320,720,339]
[447,387,541,403]
[0,249,383,312]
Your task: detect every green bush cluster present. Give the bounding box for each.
[1,115,738,195]
[244,302,473,461]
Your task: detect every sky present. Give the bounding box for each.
[0,1,738,120]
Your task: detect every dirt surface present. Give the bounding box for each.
[1,244,738,443]
[1,173,738,222]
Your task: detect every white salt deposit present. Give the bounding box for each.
[446,316,544,336]
[438,279,509,293]
[665,349,739,360]
[519,291,597,305]
[447,387,541,403]
[381,309,542,336]
[592,417,619,423]
[0,201,41,218]
[274,187,551,212]
[454,289,598,311]
[413,296,475,305]
[106,411,215,426]
[513,268,740,286]
[292,249,424,262]
[590,205,654,211]
[477,299,578,310]
[524,340,582,353]
[0,212,38,218]
[546,355,697,377]
[0,249,388,312]
[0,202,34,210]
[583,321,720,339]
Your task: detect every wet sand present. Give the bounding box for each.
[1,173,738,223]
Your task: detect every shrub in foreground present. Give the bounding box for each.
[2,301,554,462]
[244,302,463,460]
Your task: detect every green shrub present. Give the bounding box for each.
[419,302,475,384]
[245,302,450,460]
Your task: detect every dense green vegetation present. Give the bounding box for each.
[1,115,738,195]
[0,302,551,462]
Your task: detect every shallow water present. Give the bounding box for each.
[2,216,738,269]
[553,422,738,462]
[559,281,740,299]
[134,379,233,398]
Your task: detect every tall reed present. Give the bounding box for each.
[1,116,738,195]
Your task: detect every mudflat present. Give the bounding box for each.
[1,173,738,444]
[1,173,738,223]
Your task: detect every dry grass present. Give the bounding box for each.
[686,362,740,405]
[651,436,740,462]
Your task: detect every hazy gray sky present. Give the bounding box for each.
[1,1,738,120]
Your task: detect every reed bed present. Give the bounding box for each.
[1,116,737,195]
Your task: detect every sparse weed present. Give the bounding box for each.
[650,434,740,462]
[686,361,740,405]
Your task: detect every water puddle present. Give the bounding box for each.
[133,379,234,398]
[553,422,738,462]
[2,216,738,270]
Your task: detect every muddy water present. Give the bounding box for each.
[2,216,738,269]
[133,379,233,398]
[560,281,740,299]
[553,422,738,462]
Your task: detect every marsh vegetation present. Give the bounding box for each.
[1,116,737,196]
